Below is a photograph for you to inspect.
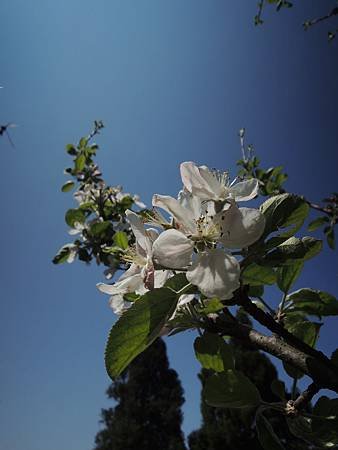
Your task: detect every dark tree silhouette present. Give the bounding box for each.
[94,338,187,450]
[188,312,307,450]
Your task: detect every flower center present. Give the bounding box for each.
[122,246,147,267]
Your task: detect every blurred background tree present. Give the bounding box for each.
[94,338,187,450]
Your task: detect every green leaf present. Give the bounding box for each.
[288,398,338,448]
[52,244,73,264]
[90,221,111,237]
[260,194,309,238]
[242,263,276,286]
[105,288,178,380]
[283,320,321,379]
[61,180,75,193]
[194,333,234,372]
[276,260,303,293]
[164,273,196,295]
[78,137,88,148]
[65,208,86,227]
[66,144,77,155]
[263,237,322,266]
[113,231,129,249]
[256,413,285,450]
[271,379,286,400]
[248,285,264,298]
[308,216,329,231]
[286,288,338,318]
[74,154,86,172]
[325,227,335,250]
[197,297,225,314]
[204,369,261,409]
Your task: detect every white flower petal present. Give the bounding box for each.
[97,273,144,295]
[180,162,218,201]
[228,178,259,202]
[118,263,142,281]
[125,209,152,254]
[154,269,172,288]
[178,189,203,223]
[146,228,160,244]
[178,294,195,306]
[109,294,131,315]
[198,165,225,199]
[152,229,194,269]
[219,205,265,248]
[152,194,195,234]
[187,249,240,300]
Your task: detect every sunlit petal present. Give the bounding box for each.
[187,248,240,299]
[228,178,259,202]
[218,205,265,248]
[152,229,194,269]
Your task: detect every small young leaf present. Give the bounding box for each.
[66,144,77,155]
[325,227,335,250]
[276,260,303,293]
[61,181,75,193]
[65,208,86,227]
[194,333,234,372]
[75,154,86,172]
[53,245,72,264]
[113,231,129,249]
[308,216,329,232]
[204,370,261,409]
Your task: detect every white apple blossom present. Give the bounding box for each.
[180,161,259,203]
[97,209,173,314]
[152,191,241,299]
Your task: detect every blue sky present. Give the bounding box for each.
[1,1,338,449]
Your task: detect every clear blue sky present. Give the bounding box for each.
[1,1,338,449]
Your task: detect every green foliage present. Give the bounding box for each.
[262,236,322,266]
[256,412,286,450]
[194,333,234,372]
[65,208,86,228]
[52,244,74,264]
[288,397,338,448]
[260,194,309,240]
[308,216,329,231]
[242,263,276,285]
[283,320,321,379]
[276,261,303,294]
[113,231,128,250]
[285,288,338,318]
[105,288,178,380]
[61,180,75,192]
[204,369,261,409]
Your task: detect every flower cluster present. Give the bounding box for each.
[98,162,265,314]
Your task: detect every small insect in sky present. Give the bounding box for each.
[0,123,17,148]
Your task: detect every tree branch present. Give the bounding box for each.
[206,318,338,394]
[235,287,337,373]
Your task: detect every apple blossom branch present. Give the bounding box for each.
[206,312,338,394]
